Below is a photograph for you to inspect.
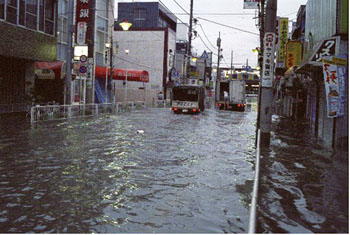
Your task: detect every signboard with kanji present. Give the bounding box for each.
[243,0,260,9]
[285,41,303,69]
[311,36,340,63]
[322,56,347,118]
[75,0,91,45]
[276,17,288,68]
[262,32,276,87]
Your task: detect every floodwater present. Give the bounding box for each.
[0,108,257,233]
[257,116,348,233]
[0,105,347,233]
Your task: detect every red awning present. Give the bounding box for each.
[95,66,149,83]
[34,61,64,79]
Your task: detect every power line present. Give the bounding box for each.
[196,17,259,36]
[198,24,217,51]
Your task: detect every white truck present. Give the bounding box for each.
[216,79,246,111]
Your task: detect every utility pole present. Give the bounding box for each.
[109,30,114,104]
[186,0,194,83]
[65,0,74,105]
[215,32,221,102]
[230,50,233,79]
[259,0,277,147]
[86,0,96,104]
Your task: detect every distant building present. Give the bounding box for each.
[114,1,177,103]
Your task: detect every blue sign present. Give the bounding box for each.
[79,65,87,74]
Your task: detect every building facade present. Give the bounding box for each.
[113,1,177,104]
[0,0,58,114]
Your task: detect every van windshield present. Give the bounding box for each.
[173,88,198,101]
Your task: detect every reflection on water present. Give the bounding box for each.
[257,116,348,233]
[0,109,257,233]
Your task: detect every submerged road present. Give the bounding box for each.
[0,108,257,233]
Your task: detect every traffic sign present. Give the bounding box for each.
[80,55,87,63]
[79,65,87,74]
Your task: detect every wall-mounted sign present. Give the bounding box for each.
[243,0,260,9]
[75,0,91,45]
[285,41,303,69]
[311,36,340,63]
[262,32,276,87]
[322,56,347,118]
[276,17,288,68]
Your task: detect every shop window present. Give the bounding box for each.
[39,0,44,31]
[97,16,108,32]
[6,0,17,24]
[26,0,38,30]
[19,0,25,25]
[45,0,55,35]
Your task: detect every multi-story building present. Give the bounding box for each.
[294,0,348,149]
[113,1,177,104]
[0,0,58,114]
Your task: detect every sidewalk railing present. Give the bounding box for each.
[30,102,147,123]
[248,129,261,233]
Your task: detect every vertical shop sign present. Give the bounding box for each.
[276,17,288,68]
[322,56,347,118]
[285,41,303,69]
[75,0,91,45]
[262,32,276,87]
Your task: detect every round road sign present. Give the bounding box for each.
[79,65,87,74]
[80,55,87,63]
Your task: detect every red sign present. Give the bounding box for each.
[75,0,91,45]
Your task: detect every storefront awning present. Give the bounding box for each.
[95,66,149,83]
[34,61,64,79]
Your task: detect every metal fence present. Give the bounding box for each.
[30,101,147,123]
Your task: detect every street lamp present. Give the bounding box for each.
[119,19,132,31]
[124,49,129,105]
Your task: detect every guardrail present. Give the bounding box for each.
[248,129,261,233]
[30,101,147,123]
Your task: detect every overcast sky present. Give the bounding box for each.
[116,0,308,68]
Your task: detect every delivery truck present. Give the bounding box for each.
[171,85,205,114]
[216,79,246,111]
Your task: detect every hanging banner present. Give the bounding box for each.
[276,17,288,68]
[262,32,276,87]
[322,56,347,118]
[75,0,91,45]
[285,41,303,69]
[243,0,260,9]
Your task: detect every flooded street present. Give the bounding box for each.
[0,108,257,233]
[257,116,348,233]
[0,106,348,233]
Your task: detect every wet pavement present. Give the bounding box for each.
[0,105,348,233]
[0,108,257,233]
[257,116,348,233]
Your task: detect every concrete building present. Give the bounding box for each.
[113,1,177,105]
[0,0,58,114]
[277,0,348,150]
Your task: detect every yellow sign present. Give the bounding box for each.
[285,41,303,69]
[277,18,289,65]
[322,57,347,67]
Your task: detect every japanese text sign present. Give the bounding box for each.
[75,0,91,45]
[312,37,338,62]
[322,56,347,118]
[285,41,303,69]
[262,32,276,87]
[276,17,288,68]
[243,0,260,9]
